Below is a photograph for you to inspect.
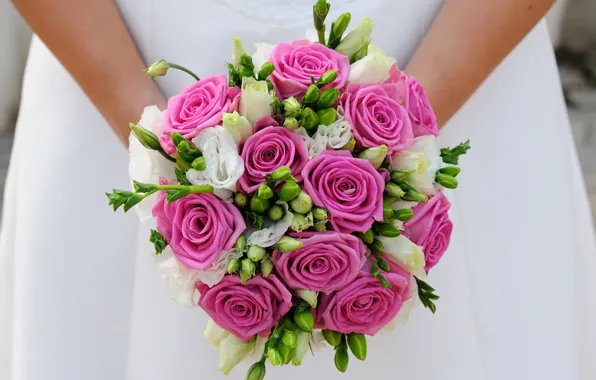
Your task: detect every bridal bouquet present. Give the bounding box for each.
[107,1,469,378]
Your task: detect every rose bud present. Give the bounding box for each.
[290,191,313,214]
[247,245,266,262]
[145,59,170,77]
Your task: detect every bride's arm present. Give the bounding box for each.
[11,0,166,146]
[406,0,555,127]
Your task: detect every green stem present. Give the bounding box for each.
[156,184,213,193]
[168,62,200,81]
[158,148,176,163]
[317,27,326,45]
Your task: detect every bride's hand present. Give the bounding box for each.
[406,0,555,127]
[12,0,167,147]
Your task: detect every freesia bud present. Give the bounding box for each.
[358,145,387,169]
[340,138,356,152]
[276,236,303,253]
[436,173,458,189]
[278,182,301,202]
[170,132,185,147]
[290,191,313,214]
[439,166,461,177]
[374,222,401,238]
[316,108,337,126]
[268,348,283,366]
[377,258,391,272]
[283,116,299,131]
[129,123,161,150]
[370,262,380,277]
[316,88,340,109]
[313,207,328,221]
[316,69,338,87]
[240,269,252,284]
[257,184,274,200]
[315,222,327,232]
[291,212,314,232]
[334,344,349,373]
[271,166,291,181]
[358,228,375,245]
[242,258,256,275]
[283,96,302,118]
[322,330,343,346]
[250,196,271,214]
[383,204,393,220]
[268,205,284,221]
[234,192,248,207]
[303,84,320,104]
[282,331,298,349]
[145,59,170,77]
[385,183,406,198]
[313,0,331,30]
[369,239,384,255]
[226,257,241,274]
[261,256,274,277]
[278,343,292,365]
[292,332,311,366]
[247,245,266,262]
[336,18,374,62]
[294,309,314,332]
[403,189,428,203]
[232,37,247,67]
[391,169,412,182]
[191,156,206,171]
[327,13,352,49]
[222,111,253,144]
[347,333,367,360]
[177,140,201,162]
[245,361,266,380]
[258,62,275,81]
[235,235,247,253]
[300,107,320,131]
[393,208,413,222]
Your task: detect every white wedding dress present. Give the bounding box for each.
[2,1,596,379]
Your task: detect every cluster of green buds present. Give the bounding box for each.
[322,330,367,373]
[293,69,340,133]
[170,132,205,172]
[225,236,277,283]
[355,229,392,289]
[384,170,429,203]
[228,52,275,89]
[145,59,200,81]
[435,140,470,189]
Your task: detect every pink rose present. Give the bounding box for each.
[238,126,308,194]
[316,258,411,335]
[341,83,414,154]
[152,191,246,270]
[160,75,237,153]
[404,76,438,137]
[269,42,350,99]
[301,150,384,233]
[196,275,292,341]
[404,192,453,272]
[271,232,367,294]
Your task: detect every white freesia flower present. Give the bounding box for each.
[239,77,273,125]
[129,105,176,221]
[218,334,256,375]
[348,44,397,84]
[390,135,441,196]
[251,42,274,73]
[187,126,244,201]
[295,114,353,158]
[378,235,426,279]
[204,318,229,347]
[222,111,253,144]
[248,201,294,247]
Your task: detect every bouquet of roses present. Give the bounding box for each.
[107,1,470,378]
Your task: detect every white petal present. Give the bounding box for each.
[218,335,256,375]
[154,247,202,307]
[390,135,441,196]
[204,318,230,347]
[378,235,426,278]
[248,201,293,247]
[348,45,397,84]
[251,42,275,73]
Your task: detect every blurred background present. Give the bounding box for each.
[0,0,595,220]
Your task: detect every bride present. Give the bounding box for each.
[2,0,595,379]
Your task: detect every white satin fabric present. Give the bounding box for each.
[1,1,596,379]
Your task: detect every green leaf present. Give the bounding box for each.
[440,140,471,165]
[166,188,191,203]
[149,229,167,255]
[174,167,191,185]
[246,211,264,229]
[123,193,146,212]
[415,277,440,314]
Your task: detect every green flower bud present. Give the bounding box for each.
[358,145,387,169]
[378,275,392,289]
[282,331,298,349]
[291,332,311,366]
[393,208,413,222]
[240,269,252,284]
[247,245,266,262]
[278,182,301,202]
[340,138,356,152]
[291,212,314,232]
[374,222,401,238]
[313,222,327,232]
[294,309,314,332]
[234,192,248,207]
[268,205,284,221]
[191,156,206,171]
[403,189,428,203]
[313,0,331,30]
[285,175,298,183]
[334,344,349,373]
[257,184,274,200]
[145,59,170,77]
[436,173,458,189]
[391,169,412,182]
[283,117,299,131]
[303,84,320,104]
[358,229,375,245]
[283,97,302,118]
[242,258,256,275]
[316,69,338,87]
[235,235,247,253]
[313,207,328,221]
[316,108,337,126]
[261,256,274,277]
[232,37,247,67]
[278,342,292,365]
[271,166,291,181]
[336,18,374,62]
[245,361,266,380]
[383,204,393,220]
[170,132,185,147]
[276,236,303,253]
[129,123,161,150]
[290,191,313,214]
[377,258,391,272]
[369,239,384,255]
[177,140,202,162]
[316,88,340,109]
[370,262,380,277]
[438,166,461,177]
[300,107,320,131]
[226,257,241,274]
[240,53,254,69]
[296,289,318,308]
[175,156,191,171]
[267,348,283,366]
[347,333,367,360]
[258,62,275,81]
[322,330,343,346]
[385,183,406,198]
[250,196,271,214]
[327,13,352,49]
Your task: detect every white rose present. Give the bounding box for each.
[251,42,274,74]
[187,126,244,201]
[204,318,229,347]
[128,105,176,221]
[378,235,426,279]
[239,77,273,125]
[348,44,397,84]
[390,135,441,196]
[222,111,253,144]
[218,334,256,375]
